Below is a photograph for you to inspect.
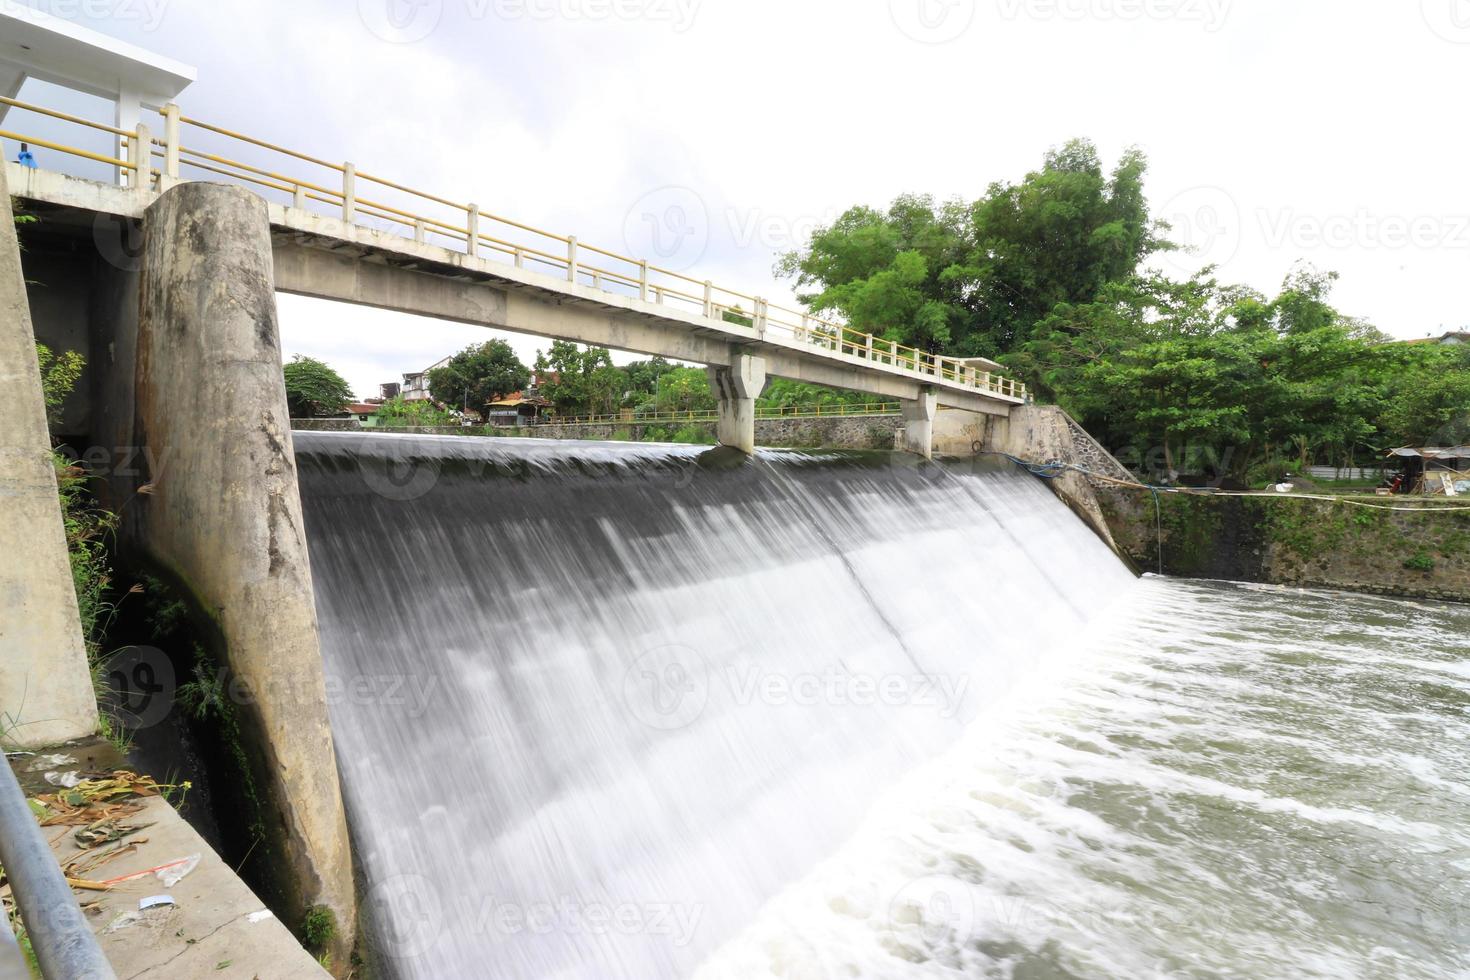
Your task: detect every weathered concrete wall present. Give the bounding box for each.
[0,165,98,748]
[292,415,906,449]
[982,405,1122,554]
[1098,487,1470,603]
[120,183,354,960]
[21,240,93,434]
[901,388,937,459]
[932,406,989,457]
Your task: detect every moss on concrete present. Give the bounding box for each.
[1098,487,1470,602]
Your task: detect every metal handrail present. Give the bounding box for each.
[0,757,115,979]
[1,96,1026,402]
[533,402,903,426]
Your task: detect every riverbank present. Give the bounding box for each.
[1095,486,1470,603]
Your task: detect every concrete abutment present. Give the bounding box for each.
[901,387,938,459]
[121,182,355,961]
[0,161,99,748]
[707,350,767,454]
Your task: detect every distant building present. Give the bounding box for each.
[485,392,548,427]
[344,402,380,426]
[398,356,452,401]
[379,382,401,400]
[1401,330,1470,346]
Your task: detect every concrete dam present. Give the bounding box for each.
[293,433,1133,977]
[6,62,1469,979]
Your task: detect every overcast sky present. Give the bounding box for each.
[13,0,1470,397]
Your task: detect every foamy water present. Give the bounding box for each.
[696,577,1470,979]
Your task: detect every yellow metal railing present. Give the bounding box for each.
[537,402,903,426]
[0,94,1027,402]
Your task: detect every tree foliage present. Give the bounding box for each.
[427,340,531,414]
[1006,264,1453,478]
[779,140,1163,357]
[283,355,353,418]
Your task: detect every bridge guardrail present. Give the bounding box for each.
[1,94,1025,403]
[534,401,902,426]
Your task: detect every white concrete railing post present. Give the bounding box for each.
[413,218,426,243]
[754,297,767,336]
[127,122,151,190]
[567,236,579,283]
[466,203,479,258]
[293,183,307,210]
[703,280,714,318]
[639,260,649,302]
[341,162,356,224]
[162,103,181,188]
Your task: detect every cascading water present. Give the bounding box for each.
[293,432,1134,978]
[295,432,1470,979]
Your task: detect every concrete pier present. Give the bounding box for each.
[0,164,99,748]
[127,183,354,959]
[901,387,938,459]
[707,350,767,454]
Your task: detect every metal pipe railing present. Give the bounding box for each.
[0,759,116,979]
[0,95,1027,402]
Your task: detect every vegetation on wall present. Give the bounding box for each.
[375,394,456,427]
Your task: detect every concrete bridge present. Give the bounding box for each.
[0,41,1031,969]
[3,91,1025,455]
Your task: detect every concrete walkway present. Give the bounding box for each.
[8,753,328,979]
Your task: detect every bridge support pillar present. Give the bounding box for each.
[707,351,767,454]
[902,387,938,459]
[126,182,355,960]
[0,161,99,748]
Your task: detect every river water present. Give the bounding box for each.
[294,433,1470,978]
[698,578,1470,979]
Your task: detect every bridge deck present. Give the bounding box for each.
[2,89,1024,413]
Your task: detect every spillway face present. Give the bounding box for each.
[293,432,1134,979]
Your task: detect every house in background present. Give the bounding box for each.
[485,392,549,427]
[1402,330,1470,346]
[399,356,451,401]
[345,402,381,427]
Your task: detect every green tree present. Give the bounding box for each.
[779,141,1163,357]
[534,342,624,416]
[427,340,531,415]
[1379,344,1470,447]
[283,355,353,417]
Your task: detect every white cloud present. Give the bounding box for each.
[21,0,1470,385]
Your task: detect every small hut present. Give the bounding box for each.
[1385,447,1470,495]
[485,392,549,427]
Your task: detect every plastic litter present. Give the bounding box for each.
[139,895,175,910]
[44,771,83,788]
[25,753,76,772]
[156,854,200,887]
[246,909,274,923]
